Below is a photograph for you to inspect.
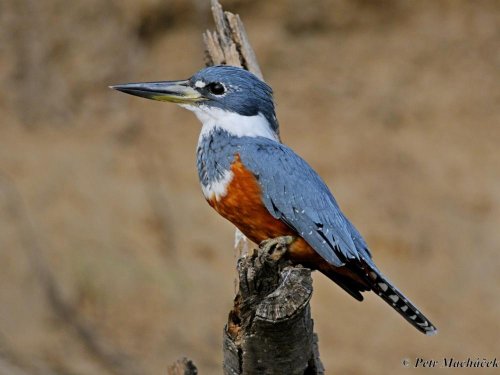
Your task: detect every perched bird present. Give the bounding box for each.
[111,65,437,335]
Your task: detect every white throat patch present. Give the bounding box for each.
[180,104,279,141]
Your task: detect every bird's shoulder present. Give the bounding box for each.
[237,137,335,200]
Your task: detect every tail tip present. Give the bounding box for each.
[425,327,438,336]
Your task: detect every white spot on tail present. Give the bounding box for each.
[401,305,408,312]
[389,294,399,303]
[378,283,389,292]
[201,170,233,201]
[425,328,438,336]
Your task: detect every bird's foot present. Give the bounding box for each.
[259,235,295,262]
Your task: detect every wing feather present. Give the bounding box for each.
[239,139,373,267]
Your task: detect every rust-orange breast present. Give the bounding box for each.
[207,154,368,289]
[208,154,292,243]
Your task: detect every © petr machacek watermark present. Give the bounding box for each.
[402,357,499,369]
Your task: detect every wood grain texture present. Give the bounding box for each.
[223,237,324,375]
[203,0,263,79]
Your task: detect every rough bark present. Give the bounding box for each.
[203,0,263,79]
[223,237,324,375]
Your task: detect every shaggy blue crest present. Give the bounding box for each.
[189,66,279,133]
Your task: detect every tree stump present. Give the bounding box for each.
[223,237,324,375]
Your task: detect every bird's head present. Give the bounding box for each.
[111,65,279,140]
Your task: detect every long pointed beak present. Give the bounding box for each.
[109,80,205,104]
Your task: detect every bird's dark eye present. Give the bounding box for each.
[207,82,225,95]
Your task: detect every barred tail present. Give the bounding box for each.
[365,265,437,336]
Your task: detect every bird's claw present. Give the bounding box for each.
[260,236,294,262]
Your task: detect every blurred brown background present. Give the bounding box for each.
[0,0,499,374]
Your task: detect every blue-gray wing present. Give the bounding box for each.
[239,138,373,268]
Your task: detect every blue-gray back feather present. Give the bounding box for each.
[197,129,373,267]
[197,129,437,335]
[236,136,374,267]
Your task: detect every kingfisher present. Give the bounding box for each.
[111,65,437,335]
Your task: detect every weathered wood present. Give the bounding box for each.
[309,334,326,374]
[203,0,263,79]
[201,1,324,374]
[223,237,323,375]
